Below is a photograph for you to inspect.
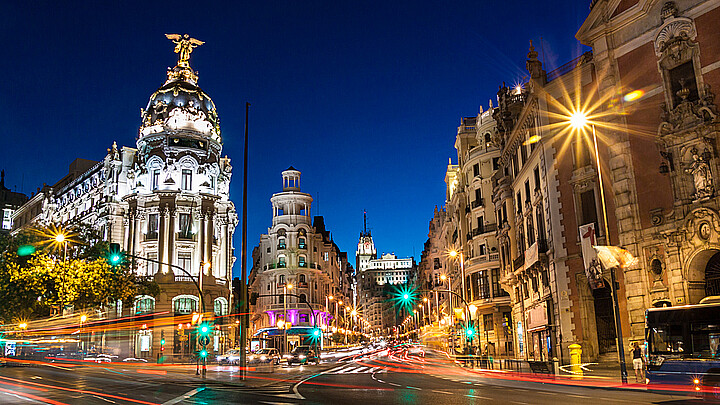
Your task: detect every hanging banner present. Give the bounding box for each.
[579,223,605,290]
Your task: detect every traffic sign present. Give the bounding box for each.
[199,336,210,346]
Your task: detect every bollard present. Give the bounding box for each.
[553,357,559,376]
[569,344,582,378]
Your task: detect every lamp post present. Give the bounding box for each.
[568,111,629,384]
[51,229,70,316]
[283,283,293,355]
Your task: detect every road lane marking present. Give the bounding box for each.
[406,386,421,390]
[466,394,490,399]
[161,387,205,405]
[388,383,401,387]
[432,390,452,394]
[568,394,590,399]
[91,394,117,403]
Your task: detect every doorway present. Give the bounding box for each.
[592,282,616,354]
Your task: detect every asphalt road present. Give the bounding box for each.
[0,345,703,404]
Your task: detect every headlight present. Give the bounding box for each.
[283,354,291,358]
[299,355,305,359]
[249,355,256,360]
[260,356,267,361]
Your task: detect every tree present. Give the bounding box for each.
[0,225,159,323]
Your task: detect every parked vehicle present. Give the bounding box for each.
[217,349,242,365]
[285,345,319,365]
[249,348,280,365]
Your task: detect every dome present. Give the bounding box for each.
[139,66,221,140]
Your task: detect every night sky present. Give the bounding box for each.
[1,1,591,276]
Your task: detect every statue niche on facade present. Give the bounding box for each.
[686,147,714,200]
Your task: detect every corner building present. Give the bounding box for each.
[248,168,352,352]
[12,38,237,359]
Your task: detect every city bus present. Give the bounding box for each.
[646,299,720,399]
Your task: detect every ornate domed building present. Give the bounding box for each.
[12,35,237,359]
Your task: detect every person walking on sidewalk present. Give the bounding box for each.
[631,342,645,383]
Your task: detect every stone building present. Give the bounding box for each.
[576,0,720,342]
[11,36,237,359]
[0,171,28,232]
[248,168,352,352]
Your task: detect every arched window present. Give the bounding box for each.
[299,274,306,283]
[172,295,198,315]
[214,297,228,316]
[299,294,307,303]
[134,296,155,315]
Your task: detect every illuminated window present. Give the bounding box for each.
[135,296,155,314]
[178,253,193,275]
[147,214,159,239]
[173,295,198,315]
[299,256,307,268]
[181,169,192,191]
[179,213,192,239]
[214,297,228,316]
[298,237,306,249]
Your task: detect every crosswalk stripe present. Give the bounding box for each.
[349,366,369,373]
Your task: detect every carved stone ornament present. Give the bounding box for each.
[654,16,696,57]
[685,147,715,201]
[685,208,720,247]
[661,2,678,21]
[699,222,711,240]
[659,84,718,134]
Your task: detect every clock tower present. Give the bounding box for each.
[355,211,376,272]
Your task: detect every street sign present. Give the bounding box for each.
[199,336,210,346]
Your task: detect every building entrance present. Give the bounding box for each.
[705,251,720,297]
[592,282,616,354]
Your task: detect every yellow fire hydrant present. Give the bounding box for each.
[569,344,583,378]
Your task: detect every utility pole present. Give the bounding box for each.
[239,102,250,380]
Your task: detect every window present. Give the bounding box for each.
[151,170,160,190]
[536,202,546,244]
[520,142,528,165]
[475,188,482,205]
[214,297,228,316]
[669,61,699,107]
[278,256,286,268]
[178,213,192,239]
[178,253,193,275]
[478,244,486,256]
[299,313,309,323]
[181,169,192,191]
[173,296,198,314]
[493,157,500,171]
[324,252,329,261]
[484,314,494,332]
[522,182,529,204]
[580,190,599,233]
[299,274,306,283]
[534,166,540,190]
[512,156,519,177]
[278,238,286,249]
[147,214,159,239]
[279,274,286,284]
[527,214,535,246]
[516,192,522,213]
[492,268,509,297]
[299,256,307,268]
[298,237,306,249]
[146,253,158,276]
[135,296,155,314]
[473,163,480,177]
[477,216,484,233]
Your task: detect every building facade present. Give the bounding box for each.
[0,171,28,233]
[11,36,237,359]
[248,168,352,352]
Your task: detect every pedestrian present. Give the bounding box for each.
[631,341,645,383]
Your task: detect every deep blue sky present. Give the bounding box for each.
[1,1,591,277]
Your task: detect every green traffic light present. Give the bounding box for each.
[199,323,210,335]
[160,338,166,345]
[313,329,320,337]
[17,245,36,257]
[200,349,208,358]
[466,328,474,337]
[403,293,409,300]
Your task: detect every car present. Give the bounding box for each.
[249,348,280,365]
[285,346,319,365]
[217,349,242,365]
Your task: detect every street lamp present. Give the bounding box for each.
[566,110,629,384]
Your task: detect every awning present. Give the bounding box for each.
[253,327,318,337]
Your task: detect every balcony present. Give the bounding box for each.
[525,239,548,268]
[277,244,286,250]
[513,255,525,271]
[175,275,195,282]
[145,232,158,241]
[471,200,483,209]
[298,282,308,289]
[299,262,307,268]
[267,302,325,311]
[298,243,307,249]
[177,232,195,241]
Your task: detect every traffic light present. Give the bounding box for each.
[199,349,208,358]
[465,327,475,338]
[312,328,321,337]
[198,323,211,336]
[107,243,124,266]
